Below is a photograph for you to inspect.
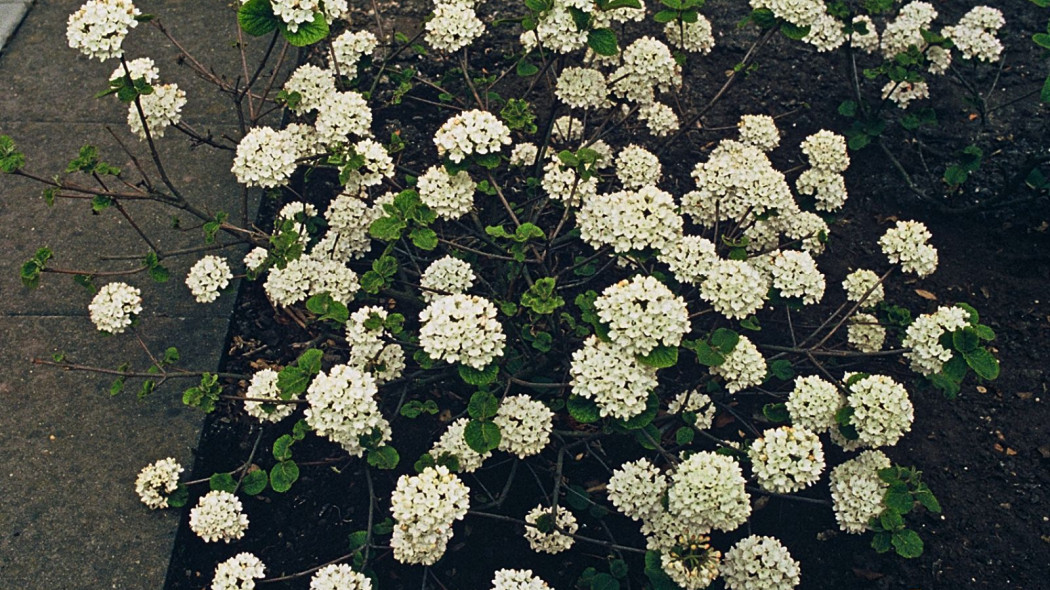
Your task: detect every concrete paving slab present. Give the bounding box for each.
[0,315,229,589]
[0,1,31,54]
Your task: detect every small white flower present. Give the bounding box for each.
[879,220,938,277]
[89,282,142,334]
[418,294,505,369]
[135,458,182,509]
[309,564,371,590]
[186,255,233,303]
[211,552,265,590]
[721,535,801,590]
[493,395,553,459]
[738,114,780,151]
[434,109,511,163]
[389,466,470,565]
[830,449,891,533]
[524,505,577,554]
[417,165,477,220]
[749,426,825,493]
[190,490,249,543]
[667,451,750,532]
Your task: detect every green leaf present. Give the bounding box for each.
[273,434,294,462]
[693,341,725,367]
[270,460,300,493]
[644,550,678,590]
[675,426,694,445]
[587,28,619,56]
[838,100,858,117]
[463,420,501,453]
[567,395,600,423]
[367,445,400,470]
[710,328,739,354]
[297,348,323,374]
[618,392,660,430]
[879,508,905,531]
[210,472,238,493]
[91,195,112,213]
[475,153,502,169]
[750,7,777,28]
[637,345,678,368]
[1041,76,1050,104]
[915,485,942,513]
[1034,33,1050,50]
[768,359,794,381]
[740,315,761,331]
[369,216,406,241]
[516,60,539,77]
[609,559,628,579]
[458,363,499,385]
[242,469,268,495]
[306,293,349,324]
[0,135,25,173]
[963,347,999,380]
[292,419,310,440]
[277,366,309,398]
[892,529,924,558]
[591,573,620,590]
[762,403,790,423]
[974,324,995,341]
[885,489,914,513]
[347,530,368,550]
[952,327,980,353]
[166,484,189,508]
[280,12,329,46]
[653,10,677,23]
[871,531,893,554]
[414,452,436,473]
[780,22,811,40]
[468,391,500,420]
[409,227,438,250]
[238,0,278,36]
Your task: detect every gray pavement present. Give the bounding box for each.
[0,0,31,53]
[0,0,271,587]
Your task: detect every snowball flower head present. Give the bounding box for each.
[607,458,668,522]
[135,457,183,509]
[283,64,335,114]
[721,535,801,590]
[89,282,142,334]
[842,268,884,308]
[615,144,662,189]
[556,67,610,110]
[418,294,505,369]
[344,306,405,384]
[846,374,914,449]
[304,364,389,457]
[660,533,721,590]
[491,569,551,590]
[244,368,298,422]
[664,16,715,54]
[750,0,823,27]
[795,168,848,212]
[189,490,249,543]
[211,552,265,590]
[494,395,554,459]
[769,249,825,304]
[593,275,690,357]
[786,375,843,433]
[389,465,470,565]
[710,335,767,393]
[639,101,679,137]
[434,109,511,163]
[902,305,970,375]
[431,417,491,473]
[425,1,485,53]
[610,36,681,103]
[66,0,140,60]
[314,91,372,146]
[578,186,683,253]
[879,220,938,277]
[943,6,1004,63]
[232,126,300,188]
[331,29,378,70]
[270,0,320,33]
[417,165,477,220]
[570,335,658,420]
[830,449,891,533]
[667,390,717,429]
[738,114,780,151]
[186,255,233,303]
[126,83,186,139]
[801,130,849,173]
[667,450,751,532]
[749,426,825,493]
[848,313,886,353]
[309,564,372,590]
[420,256,475,302]
[524,505,577,554]
[685,140,793,225]
[700,259,769,320]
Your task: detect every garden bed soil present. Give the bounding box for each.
[165,0,1050,588]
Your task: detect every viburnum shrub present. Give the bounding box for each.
[2,0,1012,588]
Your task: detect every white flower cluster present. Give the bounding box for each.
[347,138,394,187]
[551,114,581,144]
[658,235,717,285]
[135,457,183,509]
[664,16,715,54]
[829,449,890,533]
[331,30,378,70]
[491,569,551,590]
[186,255,232,303]
[524,505,577,554]
[420,256,475,301]
[684,139,793,225]
[667,390,717,429]
[389,466,470,565]
[710,335,767,394]
[769,250,825,304]
[795,168,847,212]
[615,145,662,190]
[494,395,554,458]
[556,67,610,110]
[804,12,847,52]
[881,1,938,60]
[842,268,884,307]
[738,114,780,152]
[786,375,843,433]
[638,102,679,137]
[264,252,360,306]
[800,130,849,173]
[232,127,301,188]
[345,306,405,384]
[570,336,658,420]
[943,6,1004,63]
[700,259,769,320]
[89,281,142,334]
[845,374,914,449]
[431,417,491,472]
[541,154,598,206]
[749,426,825,494]
[902,305,971,375]
[434,109,511,163]
[509,142,539,167]
[721,535,801,590]
[667,451,751,532]
[304,364,389,457]
[611,36,681,104]
[277,201,318,246]
[879,220,938,277]
[850,15,881,53]
[426,0,485,53]
[244,368,298,422]
[284,64,335,114]
[243,247,268,273]
[323,190,382,261]
[309,564,371,590]
[661,536,721,590]
[127,83,186,139]
[268,0,319,33]
[211,552,265,590]
[190,490,249,543]
[66,0,140,60]
[593,275,689,357]
[882,80,930,109]
[418,165,477,220]
[315,91,373,147]
[418,294,505,369]
[750,0,823,27]
[606,458,668,522]
[578,186,682,253]
[520,1,588,54]
[848,313,887,353]
[110,57,157,84]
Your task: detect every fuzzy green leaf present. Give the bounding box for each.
[270,460,300,493]
[567,395,600,423]
[210,472,238,493]
[963,347,999,380]
[587,28,619,56]
[468,391,500,420]
[367,445,400,470]
[242,469,268,495]
[463,420,501,453]
[892,529,924,558]
[637,345,678,368]
[238,0,278,36]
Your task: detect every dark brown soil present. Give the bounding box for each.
[166,1,1050,589]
